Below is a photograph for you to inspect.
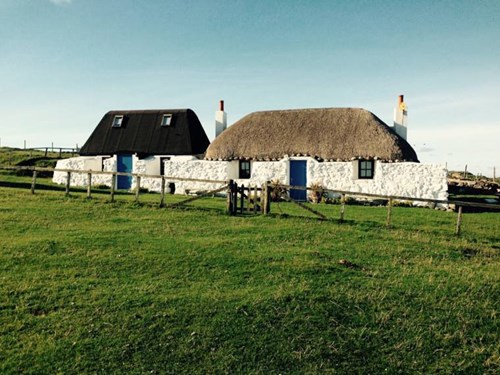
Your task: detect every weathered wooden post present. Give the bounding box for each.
[239,184,245,214]
[160,177,166,208]
[65,171,71,197]
[386,198,393,228]
[262,181,271,215]
[226,180,234,215]
[253,185,258,213]
[30,170,37,194]
[455,206,463,236]
[59,148,62,158]
[232,182,238,214]
[135,176,141,202]
[246,185,251,212]
[110,173,116,202]
[340,194,346,222]
[87,172,92,199]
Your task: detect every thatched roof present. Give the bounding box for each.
[205,108,419,162]
[80,109,210,157]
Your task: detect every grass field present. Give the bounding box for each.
[0,183,498,374]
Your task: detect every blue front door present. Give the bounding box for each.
[117,154,133,189]
[290,160,307,201]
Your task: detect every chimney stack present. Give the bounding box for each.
[393,94,408,140]
[215,100,227,138]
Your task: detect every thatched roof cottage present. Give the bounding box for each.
[164,97,447,201]
[205,107,418,162]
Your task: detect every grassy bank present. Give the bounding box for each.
[0,187,498,373]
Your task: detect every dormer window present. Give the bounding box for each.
[161,114,172,127]
[112,115,123,128]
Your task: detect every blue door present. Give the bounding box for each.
[117,154,133,189]
[290,160,307,201]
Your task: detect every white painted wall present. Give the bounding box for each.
[53,156,447,202]
[162,159,228,194]
[308,160,447,200]
[53,156,115,187]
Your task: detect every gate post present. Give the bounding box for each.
[239,184,245,214]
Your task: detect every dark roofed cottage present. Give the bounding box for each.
[80,109,210,157]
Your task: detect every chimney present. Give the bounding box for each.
[215,100,227,138]
[393,94,408,140]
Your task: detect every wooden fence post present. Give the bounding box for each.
[246,186,251,212]
[239,184,244,214]
[455,206,463,236]
[110,173,116,202]
[30,170,37,194]
[386,198,393,228]
[65,171,71,197]
[253,185,258,213]
[262,181,271,215]
[232,182,238,214]
[160,177,166,208]
[135,176,141,203]
[340,194,346,222]
[226,180,234,215]
[87,172,92,199]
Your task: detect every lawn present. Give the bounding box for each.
[0,186,498,373]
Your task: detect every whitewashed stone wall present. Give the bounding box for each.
[53,156,115,187]
[162,160,228,194]
[164,158,447,201]
[308,160,447,200]
[53,156,447,201]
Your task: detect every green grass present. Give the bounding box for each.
[0,183,499,373]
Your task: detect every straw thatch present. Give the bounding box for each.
[205,108,419,162]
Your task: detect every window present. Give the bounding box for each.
[112,115,123,128]
[161,114,172,127]
[358,160,374,179]
[239,160,251,179]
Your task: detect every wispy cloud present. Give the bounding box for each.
[49,0,73,5]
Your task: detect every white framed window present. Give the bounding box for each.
[112,115,124,128]
[161,114,173,127]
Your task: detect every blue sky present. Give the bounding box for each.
[1,0,498,175]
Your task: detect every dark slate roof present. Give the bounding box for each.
[206,108,419,162]
[79,109,210,156]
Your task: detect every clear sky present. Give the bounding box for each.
[1,0,498,175]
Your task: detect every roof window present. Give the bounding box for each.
[161,114,173,127]
[112,115,123,128]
